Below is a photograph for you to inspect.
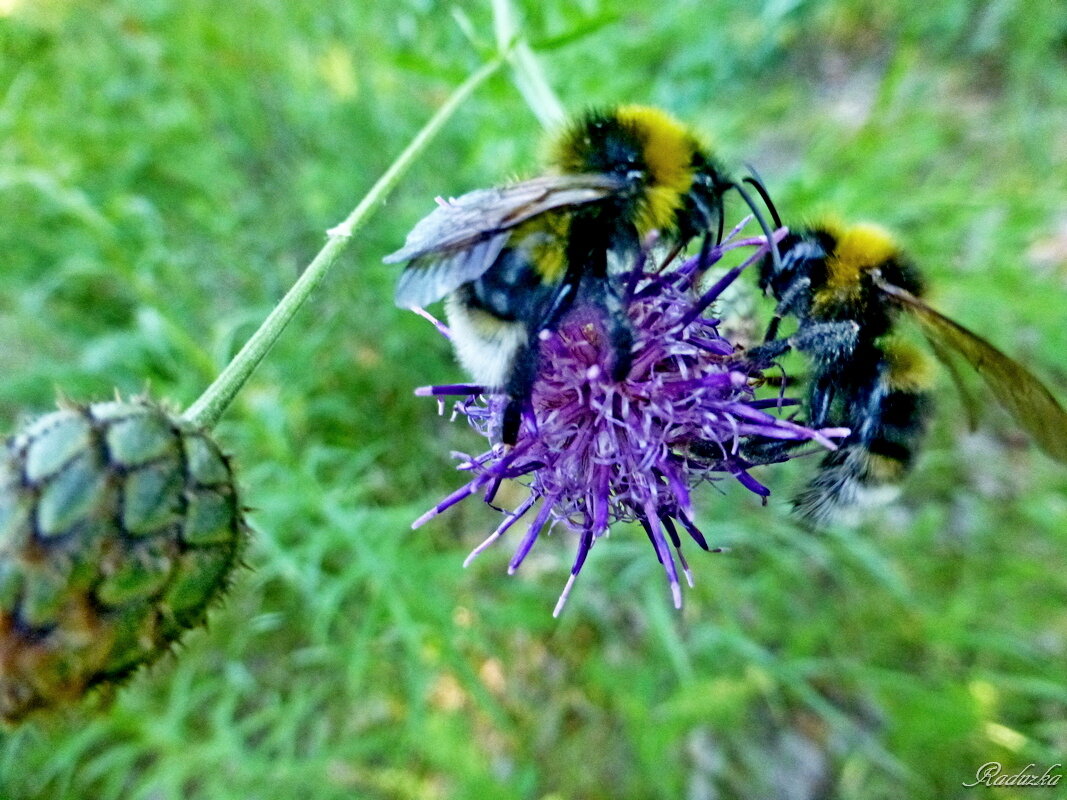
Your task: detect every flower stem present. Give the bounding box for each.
[182,55,504,430]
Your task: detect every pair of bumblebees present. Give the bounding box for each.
[386,105,1067,524]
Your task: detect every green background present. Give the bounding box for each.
[2,1,1066,798]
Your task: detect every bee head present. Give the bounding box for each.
[550,106,706,236]
[758,229,830,300]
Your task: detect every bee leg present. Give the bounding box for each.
[789,320,860,363]
[807,372,838,428]
[791,321,860,428]
[573,253,635,380]
[609,320,634,380]
[742,337,792,367]
[763,276,811,342]
[501,401,522,446]
[744,318,858,377]
[501,337,542,445]
[697,429,808,470]
[598,281,635,380]
[500,271,584,445]
[739,436,802,466]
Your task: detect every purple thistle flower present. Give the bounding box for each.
[412,222,848,615]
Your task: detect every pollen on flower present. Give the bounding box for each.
[412,221,848,615]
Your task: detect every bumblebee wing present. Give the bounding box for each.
[921,327,983,431]
[393,235,509,309]
[876,276,1067,462]
[385,175,621,262]
[386,174,621,308]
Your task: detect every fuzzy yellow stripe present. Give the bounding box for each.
[615,105,700,233]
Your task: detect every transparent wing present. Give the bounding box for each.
[388,173,623,309]
[921,326,983,431]
[385,174,621,263]
[876,276,1067,463]
[393,235,509,309]
[385,174,622,308]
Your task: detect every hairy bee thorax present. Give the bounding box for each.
[784,222,926,340]
[548,105,707,237]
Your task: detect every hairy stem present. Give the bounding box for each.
[183,55,504,430]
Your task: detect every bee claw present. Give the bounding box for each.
[501,398,523,446]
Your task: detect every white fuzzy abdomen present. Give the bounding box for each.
[444,293,526,388]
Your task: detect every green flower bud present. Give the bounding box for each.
[0,398,246,723]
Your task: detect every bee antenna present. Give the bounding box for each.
[727,178,782,274]
[741,164,783,229]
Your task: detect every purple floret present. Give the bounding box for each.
[412,222,847,614]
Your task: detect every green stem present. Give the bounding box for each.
[183,55,504,430]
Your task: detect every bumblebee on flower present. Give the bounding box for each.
[409,226,846,614]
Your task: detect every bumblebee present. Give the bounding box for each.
[750,216,1067,524]
[385,105,779,444]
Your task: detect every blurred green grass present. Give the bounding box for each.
[2,1,1067,798]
